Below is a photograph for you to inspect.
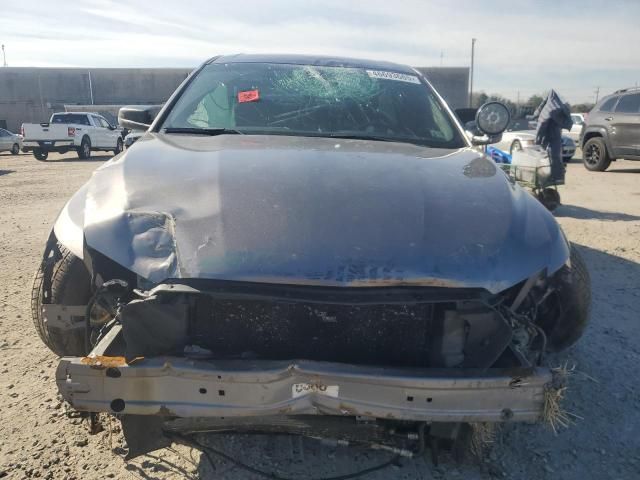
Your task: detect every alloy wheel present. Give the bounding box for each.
[585,144,600,165]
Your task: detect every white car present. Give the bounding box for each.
[563,113,586,142]
[22,112,123,161]
[0,128,23,155]
[124,130,144,148]
[493,130,576,162]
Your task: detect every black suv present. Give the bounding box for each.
[581,87,640,171]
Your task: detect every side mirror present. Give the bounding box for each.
[118,105,163,131]
[468,102,511,146]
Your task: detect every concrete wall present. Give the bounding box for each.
[0,66,469,133]
[416,67,470,110]
[0,67,191,132]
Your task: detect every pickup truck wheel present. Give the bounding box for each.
[582,137,611,171]
[114,138,123,155]
[11,143,20,155]
[31,244,92,356]
[33,149,48,161]
[545,245,591,352]
[77,137,91,159]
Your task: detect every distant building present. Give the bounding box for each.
[0,67,191,132]
[0,66,470,132]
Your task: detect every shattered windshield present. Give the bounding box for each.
[162,62,466,148]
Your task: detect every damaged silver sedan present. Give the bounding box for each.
[32,54,590,459]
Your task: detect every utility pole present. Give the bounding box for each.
[594,86,600,103]
[468,38,476,107]
[440,50,443,66]
[1,45,6,67]
[88,70,94,105]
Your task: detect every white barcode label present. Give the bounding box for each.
[366,70,420,84]
[292,383,339,398]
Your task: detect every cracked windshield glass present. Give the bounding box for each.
[163,62,464,147]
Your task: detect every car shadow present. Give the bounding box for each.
[43,154,115,163]
[0,169,16,176]
[125,451,197,480]
[554,204,640,222]
[607,167,640,174]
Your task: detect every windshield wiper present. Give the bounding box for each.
[163,127,243,135]
[328,133,397,142]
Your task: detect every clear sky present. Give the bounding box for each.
[1,0,639,104]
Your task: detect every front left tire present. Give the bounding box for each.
[11,143,20,155]
[31,244,92,356]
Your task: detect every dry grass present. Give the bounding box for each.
[543,362,584,434]
[470,422,497,459]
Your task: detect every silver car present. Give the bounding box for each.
[0,128,22,154]
[494,130,576,162]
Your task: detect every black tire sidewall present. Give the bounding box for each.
[34,149,48,161]
[31,245,92,356]
[583,138,611,171]
[11,143,20,155]
[78,137,91,159]
[545,245,592,351]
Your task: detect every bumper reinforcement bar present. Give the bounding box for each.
[57,328,552,423]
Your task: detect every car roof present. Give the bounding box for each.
[208,53,417,74]
[55,112,102,116]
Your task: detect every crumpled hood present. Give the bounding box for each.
[75,133,568,293]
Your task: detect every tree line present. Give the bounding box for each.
[472,92,594,117]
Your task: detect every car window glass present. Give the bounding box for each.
[614,94,640,113]
[51,114,90,125]
[164,62,466,149]
[0,130,7,137]
[99,118,110,128]
[599,97,618,112]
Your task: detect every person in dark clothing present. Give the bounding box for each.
[534,90,573,183]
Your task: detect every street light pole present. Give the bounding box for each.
[468,38,476,107]
[1,45,7,67]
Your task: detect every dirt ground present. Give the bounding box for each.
[1,150,639,480]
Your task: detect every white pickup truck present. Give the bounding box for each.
[22,112,123,161]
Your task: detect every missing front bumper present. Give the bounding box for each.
[57,326,552,423]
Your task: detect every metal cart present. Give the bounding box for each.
[499,163,562,211]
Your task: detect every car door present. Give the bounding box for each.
[89,115,107,148]
[609,93,640,158]
[99,117,119,148]
[0,129,9,151]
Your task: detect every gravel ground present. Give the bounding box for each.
[0,150,639,480]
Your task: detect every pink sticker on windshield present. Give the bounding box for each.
[238,90,260,103]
